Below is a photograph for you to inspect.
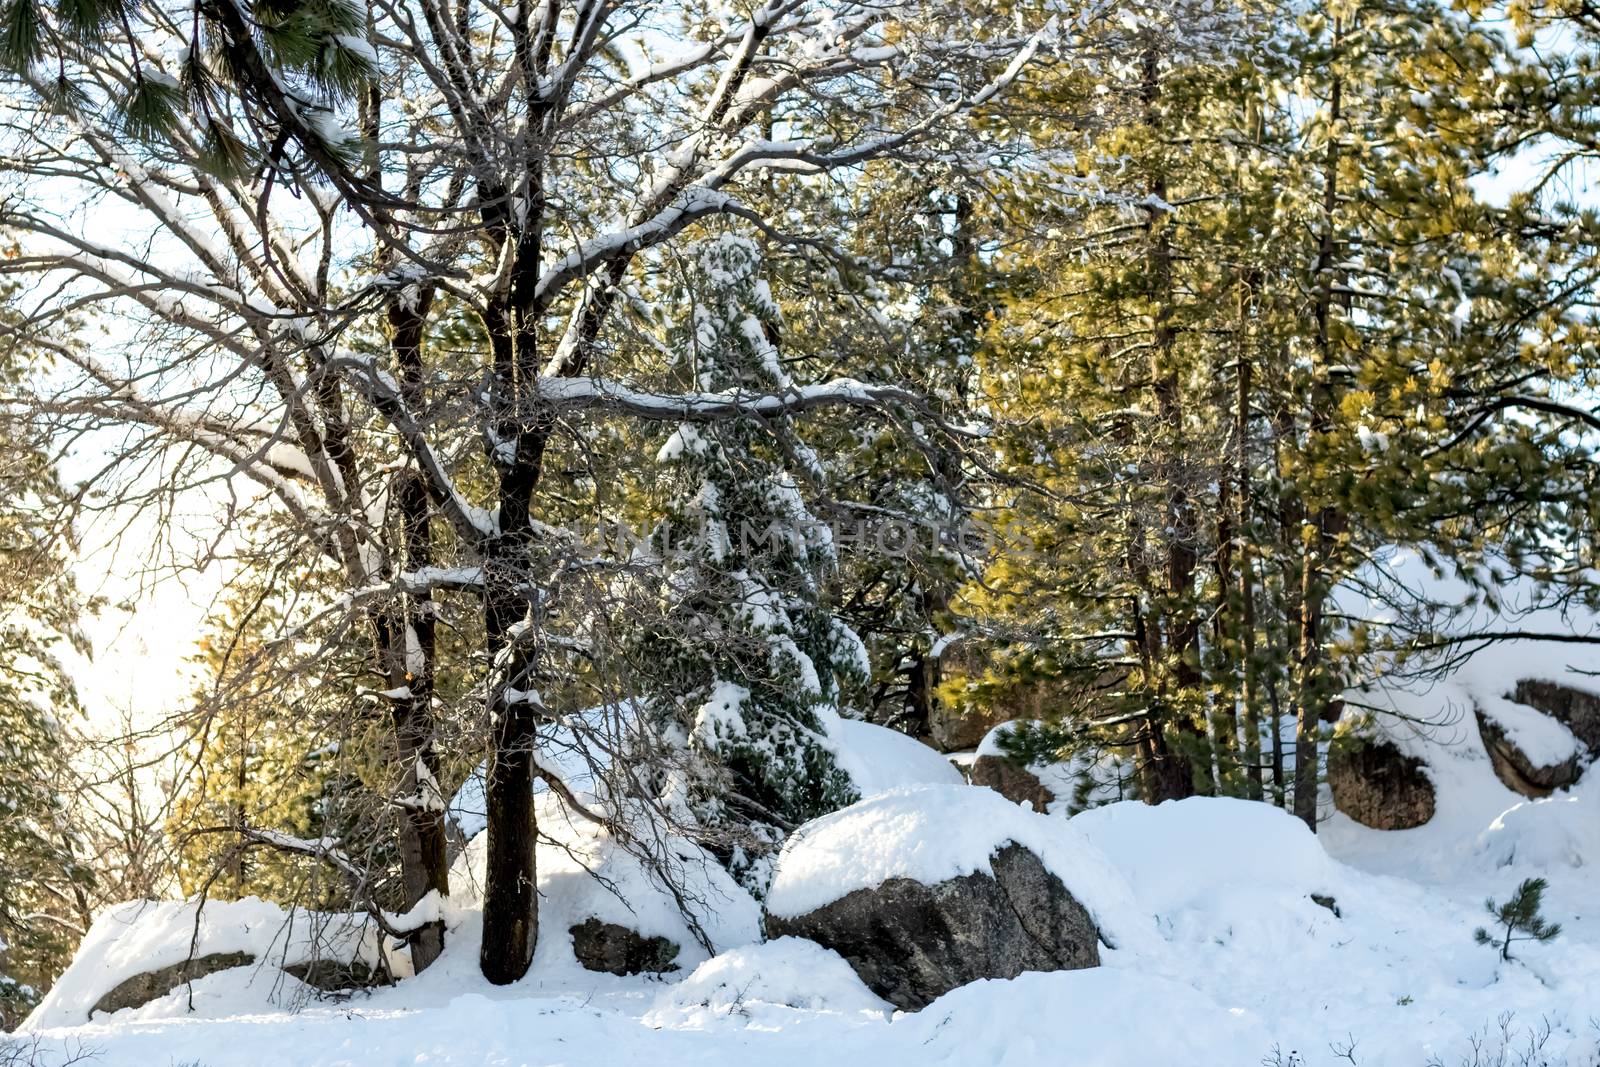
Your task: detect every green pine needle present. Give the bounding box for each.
[55,0,118,43]
[122,71,185,140]
[0,0,43,70]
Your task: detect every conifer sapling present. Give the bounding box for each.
[1474,878,1562,962]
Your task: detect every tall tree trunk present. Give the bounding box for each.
[1235,285,1263,802]
[1294,39,1347,830]
[1142,40,1204,799]
[385,290,449,971]
[479,175,551,981]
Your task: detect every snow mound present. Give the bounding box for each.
[902,969,1270,1063]
[645,937,889,1027]
[449,792,760,974]
[830,718,964,796]
[27,896,387,1028]
[1477,772,1600,869]
[763,784,1158,954]
[1071,797,1342,914]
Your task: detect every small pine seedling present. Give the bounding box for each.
[1474,877,1562,961]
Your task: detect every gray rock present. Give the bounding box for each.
[969,755,1055,812]
[764,843,1100,1011]
[1475,706,1581,798]
[282,958,390,992]
[90,952,255,1018]
[1511,678,1600,751]
[568,918,680,975]
[928,703,1011,754]
[1327,739,1435,830]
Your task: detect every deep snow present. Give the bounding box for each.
[16,683,1600,1066]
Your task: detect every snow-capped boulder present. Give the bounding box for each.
[969,722,1137,814]
[1327,738,1436,830]
[1510,678,1600,751]
[766,841,1099,1010]
[568,918,679,976]
[1474,703,1581,798]
[760,785,1149,1010]
[28,897,392,1026]
[644,938,889,1027]
[969,722,1055,810]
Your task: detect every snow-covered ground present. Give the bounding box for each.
[15,702,1600,1065]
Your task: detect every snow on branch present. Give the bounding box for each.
[534,375,979,432]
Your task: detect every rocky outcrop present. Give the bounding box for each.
[1327,740,1435,830]
[969,755,1055,812]
[1475,707,1582,798]
[764,843,1100,1011]
[928,703,1011,754]
[1511,679,1600,751]
[90,952,255,1017]
[568,918,680,975]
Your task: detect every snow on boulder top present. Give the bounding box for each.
[763,784,1158,954]
[26,896,380,1028]
[829,718,964,797]
[1071,797,1341,915]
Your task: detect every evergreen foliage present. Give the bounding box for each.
[0,280,93,1027]
[636,235,866,893]
[1474,878,1563,962]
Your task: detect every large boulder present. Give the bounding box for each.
[761,785,1148,1011]
[1475,706,1581,798]
[568,918,680,975]
[1511,678,1600,750]
[765,842,1099,1010]
[1327,739,1435,830]
[928,702,1011,753]
[91,952,255,1017]
[969,755,1056,811]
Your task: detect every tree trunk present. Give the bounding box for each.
[1142,40,1205,798]
[383,291,451,971]
[1294,42,1347,831]
[1235,310,1263,802]
[479,565,539,984]
[478,196,551,980]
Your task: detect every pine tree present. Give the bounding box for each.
[948,0,1599,823]
[636,235,866,893]
[169,586,383,910]
[0,280,94,1027]
[1475,878,1563,962]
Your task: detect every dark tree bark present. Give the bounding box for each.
[385,289,450,971]
[1294,36,1348,830]
[1140,40,1203,802]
